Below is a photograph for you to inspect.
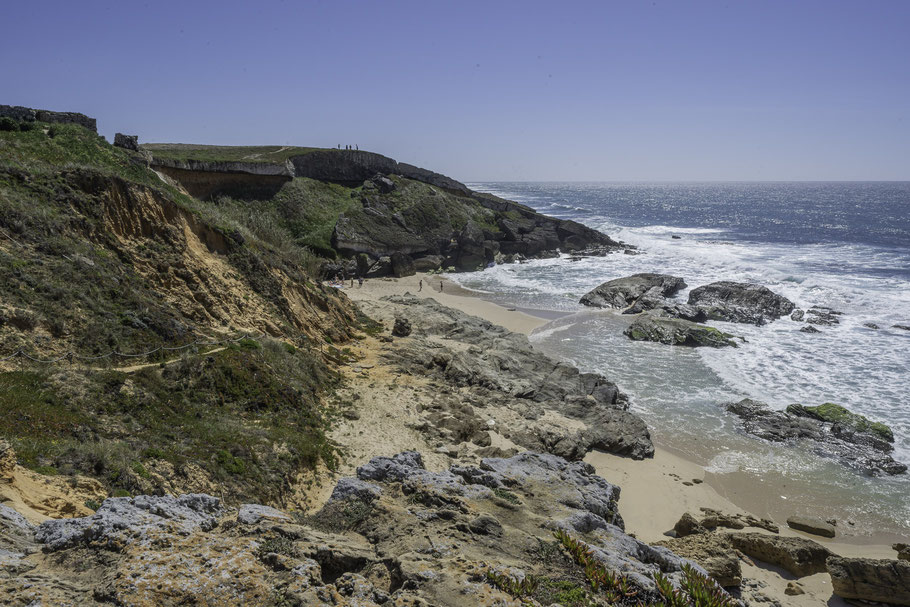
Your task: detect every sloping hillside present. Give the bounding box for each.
[0,118,364,505]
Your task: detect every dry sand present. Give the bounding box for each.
[338,272,903,606]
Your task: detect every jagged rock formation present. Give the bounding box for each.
[687,281,795,325]
[1,451,730,606]
[0,104,97,132]
[725,399,905,476]
[358,295,654,461]
[580,273,687,311]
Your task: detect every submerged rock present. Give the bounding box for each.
[726,399,906,476]
[827,556,910,605]
[805,306,842,326]
[579,273,686,310]
[624,313,739,348]
[687,281,795,325]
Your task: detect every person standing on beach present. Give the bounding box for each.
[439,280,444,292]
[358,277,364,288]
[418,279,422,292]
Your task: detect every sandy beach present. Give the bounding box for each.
[336,271,904,605]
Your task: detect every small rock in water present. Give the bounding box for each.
[893,324,910,331]
[863,322,880,329]
[671,235,682,239]
[787,515,836,538]
[800,325,821,333]
[790,309,805,321]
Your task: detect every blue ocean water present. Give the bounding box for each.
[455,182,910,539]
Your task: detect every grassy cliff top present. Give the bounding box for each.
[141,143,329,164]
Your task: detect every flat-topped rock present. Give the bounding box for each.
[687,281,795,325]
[728,532,832,577]
[786,516,835,538]
[625,312,740,348]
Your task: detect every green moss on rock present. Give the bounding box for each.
[786,402,893,442]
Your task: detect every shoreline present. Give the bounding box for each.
[343,271,903,558]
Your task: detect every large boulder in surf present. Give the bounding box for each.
[827,556,910,605]
[580,273,687,310]
[687,281,795,325]
[624,313,739,348]
[725,399,906,476]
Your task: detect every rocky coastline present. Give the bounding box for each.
[2,107,908,605]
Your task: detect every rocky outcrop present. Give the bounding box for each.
[728,532,832,577]
[145,145,626,269]
[35,494,222,551]
[358,295,654,461]
[725,398,906,476]
[0,104,97,132]
[656,533,742,587]
[827,556,910,605]
[673,508,778,537]
[113,133,140,151]
[579,273,687,311]
[687,281,795,325]
[3,451,735,605]
[625,313,740,348]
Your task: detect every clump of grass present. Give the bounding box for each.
[493,487,521,504]
[255,534,299,559]
[301,497,374,533]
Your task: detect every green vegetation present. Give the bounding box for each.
[301,496,374,532]
[141,143,325,164]
[0,339,340,503]
[787,402,893,442]
[255,534,299,559]
[492,487,521,504]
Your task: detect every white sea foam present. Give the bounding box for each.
[456,182,910,535]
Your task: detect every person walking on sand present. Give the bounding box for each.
[358,277,364,288]
[439,280,444,293]
[418,279,422,292]
[351,277,354,288]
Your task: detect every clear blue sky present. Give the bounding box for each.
[3,0,909,181]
